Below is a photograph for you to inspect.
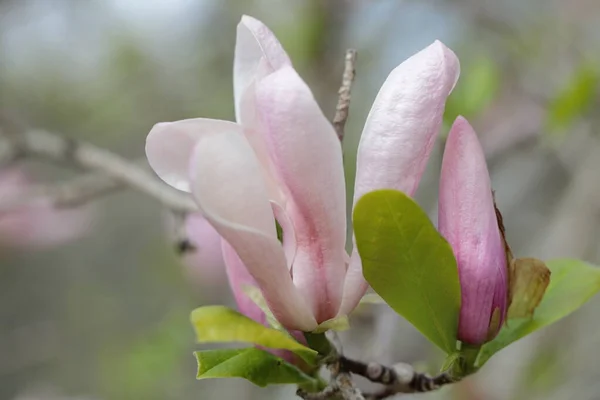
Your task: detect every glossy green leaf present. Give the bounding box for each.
[190,306,317,365]
[478,259,600,366]
[195,348,318,388]
[353,189,461,354]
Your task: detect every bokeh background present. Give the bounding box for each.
[1,0,600,399]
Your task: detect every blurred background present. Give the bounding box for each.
[1,0,600,399]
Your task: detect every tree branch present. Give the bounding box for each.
[0,129,197,213]
[339,356,455,399]
[332,49,357,142]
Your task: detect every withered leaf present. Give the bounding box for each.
[492,192,550,318]
[507,257,551,319]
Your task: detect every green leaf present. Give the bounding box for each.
[353,189,461,354]
[195,348,318,388]
[478,259,600,366]
[546,63,599,134]
[190,306,317,365]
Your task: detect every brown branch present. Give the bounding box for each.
[339,357,456,399]
[0,129,197,213]
[332,49,357,142]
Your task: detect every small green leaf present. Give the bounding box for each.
[353,190,461,354]
[195,348,318,388]
[312,315,350,333]
[478,259,600,366]
[242,285,285,331]
[190,306,317,365]
[243,285,349,334]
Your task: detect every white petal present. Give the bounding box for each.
[189,130,316,331]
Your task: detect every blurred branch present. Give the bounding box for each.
[333,49,357,142]
[0,129,197,213]
[298,333,456,400]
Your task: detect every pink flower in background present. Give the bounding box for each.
[438,117,508,345]
[0,168,91,249]
[146,15,459,332]
[180,213,227,286]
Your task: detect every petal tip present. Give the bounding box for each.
[431,40,460,92]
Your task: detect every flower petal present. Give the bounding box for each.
[337,255,368,316]
[234,15,291,122]
[353,40,460,202]
[344,41,460,314]
[145,118,242,192]
[438,116,507,345]
[255,66,347,322]
[221,240,268,326]
[189,129,317,331]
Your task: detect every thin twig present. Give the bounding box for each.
[0,129,197,213]
[332,49,357,142]
[171,210,196,254]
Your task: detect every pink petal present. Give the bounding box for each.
[234,15,291,122]
[145,118,242,192]
[221,241,303,365]
[337,255,368,316]
[344,41,460,314]
[438,117,507,345]
[189,129,317,331]
[221,240,268,325]
[181,213,227,285]
[255,66,347,323]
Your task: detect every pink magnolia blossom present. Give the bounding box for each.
[146,16,459,332]
[0,168,91,249]
[438,117,508,345]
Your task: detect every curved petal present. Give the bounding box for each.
[438,117,507,345]
[181,213,226,285]
[221,240,268,325]
[344,41,460,314]
[256,66,347,323]
[145,118,242,192]
[222,239,305,367]
[337,255,368,316]
[353,40,460,203]
[189,130,317,331]
[234,15,291,122]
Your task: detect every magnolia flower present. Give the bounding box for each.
[0,168,91,249]
[146,15,459,332]
[438,117,508,345]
